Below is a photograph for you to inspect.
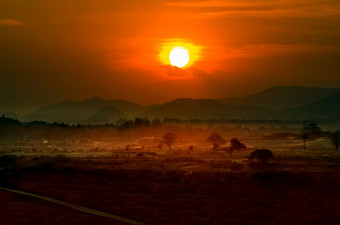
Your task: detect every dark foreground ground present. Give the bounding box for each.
[2,165,340,225]
[0,190,123,225]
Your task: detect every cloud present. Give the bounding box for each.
[165,0,340,18]
[0,19,24,26]
[165,0,339,9]
[160,65,211,80]
[161,65,188,77]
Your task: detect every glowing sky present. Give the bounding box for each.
[1,0,340,112]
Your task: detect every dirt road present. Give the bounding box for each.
[0,187,147,225]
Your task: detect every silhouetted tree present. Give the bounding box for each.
[162,132,177,151]
[229,138,246,151]
[134,118,144,126]
[118,120,134,131]
[249,149,273,163]
[144,117,150,126]
[304,123,321,132]
[303,122,324,140]
[151,118,161,126]
[330,132,340,150]
[116,118,127,126]
[206,132,226,151]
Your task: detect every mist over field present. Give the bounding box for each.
[1,107,340,224]
[1,86,340,225]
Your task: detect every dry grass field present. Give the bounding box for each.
[1,124,340,225]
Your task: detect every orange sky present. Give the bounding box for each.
[1,0,340,112]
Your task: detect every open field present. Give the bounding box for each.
[2,157,340,225]
[1,122,340,225]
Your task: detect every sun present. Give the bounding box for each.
[169,46,190,68]
[159,40,201,68]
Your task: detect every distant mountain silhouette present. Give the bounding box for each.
[84,106,127,124]
[220,86,340,110]
[281,91,340,119]
[21,86,340,123]
[139,98,276,119]
[25,97,157,122]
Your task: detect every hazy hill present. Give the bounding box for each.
[220,86,340,110]
[139,98,276,119]
[84,106,127,124]
[25,97,157,122]
[281,91,340,119]
[21,86,340,123]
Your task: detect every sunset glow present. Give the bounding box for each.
[0,0,340,108]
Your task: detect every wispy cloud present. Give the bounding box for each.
[165,1,252,8]
[165,0,339,8]
[165,0,340,17]
[0,19,25,26]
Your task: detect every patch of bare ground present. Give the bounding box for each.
[0,190,124,225]
[3,168,340,225]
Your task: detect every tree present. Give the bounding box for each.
[330,132,340,150]
[304,123,321,132]
[303,123,323,140]
[206,132,226,151]
[162,132,177,151]
[248,149,273,163]
[229,138,246,151]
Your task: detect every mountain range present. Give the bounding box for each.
[2,86,339,123]
[220,86,340,110]
[139,98,276,120]
[23,97,158,123]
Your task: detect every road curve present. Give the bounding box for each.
[0,187,148,225]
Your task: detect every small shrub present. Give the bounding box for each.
[249,149,274,163]
[230,138,246,151]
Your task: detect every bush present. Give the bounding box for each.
[249,149,273,163]
[230,138,246,151]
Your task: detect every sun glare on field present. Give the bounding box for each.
[169,47,189,68]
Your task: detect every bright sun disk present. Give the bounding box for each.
[169,46,190,68]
